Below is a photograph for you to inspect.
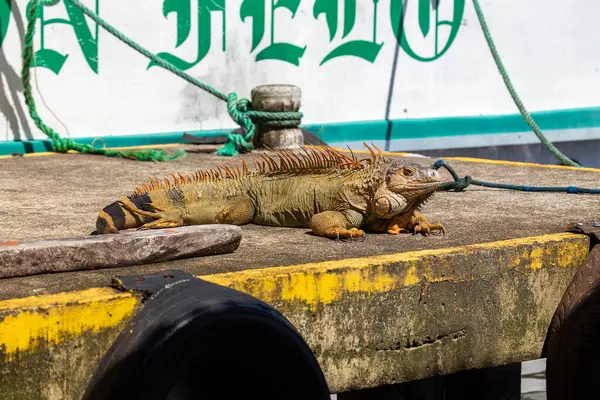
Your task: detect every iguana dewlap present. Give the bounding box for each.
[95,145,444,239]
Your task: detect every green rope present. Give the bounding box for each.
[23,0,302,158]
[471,0,581,168]
[22,0,186,161]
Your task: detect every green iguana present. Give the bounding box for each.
[94,144,445,239]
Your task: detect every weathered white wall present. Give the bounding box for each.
[390,0,600,119]
[0,0,598,144]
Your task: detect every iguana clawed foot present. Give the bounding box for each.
[407,215,445,236]
[406,221,445,236]
[336,228,367,242]
[384,211,445,236]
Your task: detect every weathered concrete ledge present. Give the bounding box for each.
[0,146,598,398]
[0,225,242,279]
[0,232,589,398]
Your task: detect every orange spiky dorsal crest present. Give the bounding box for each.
[129,145,377,197]
[355,142,382,165]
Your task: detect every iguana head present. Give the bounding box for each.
[373,159,442,219]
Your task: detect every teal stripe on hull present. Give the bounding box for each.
[1,106,599,156]
[389,106,600,139]
[0,130,226,156]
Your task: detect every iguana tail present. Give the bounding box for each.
[94,193,156,234]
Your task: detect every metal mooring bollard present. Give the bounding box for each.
[251,84,304,149]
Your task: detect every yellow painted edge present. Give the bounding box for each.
[200,233,587,306]
[96,143,184,151]
[327,145,600,173]
[440,156,600,173]
[0,143,185,159]
[0,288,137,362]
[0,287,131,309]
[0,232,588,361]
[0,151,57,159]
[200,232,582,280]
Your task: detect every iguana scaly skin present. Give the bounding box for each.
[94,145,445,239]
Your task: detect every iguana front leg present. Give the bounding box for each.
[367,211,445,236]
[309,210,365,239]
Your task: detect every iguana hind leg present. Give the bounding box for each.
[309,210,365,240]
[119,196,255,231]
[116,199,184,230]
[138,218,183,230]
[184,196,255,226]
[116,199,162,219]
[215,197,255,225]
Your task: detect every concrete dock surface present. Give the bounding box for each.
[0,145,598,298]
[0,145,598,398]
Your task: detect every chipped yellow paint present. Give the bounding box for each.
[529,248,544,271]
[403,266,420,286]
[510,253,524,269]
[506,237,585,271]
[202,233,588,310]
[0,288,138,362]
[555,239,581,269]
[0,287,128,310]
[0,232,588,360]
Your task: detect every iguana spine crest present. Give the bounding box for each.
[130,145,381,197]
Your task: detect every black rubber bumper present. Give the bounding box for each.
[544,224,600,400]
[83,271,330,400]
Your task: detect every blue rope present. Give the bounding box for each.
[432,160,600,195]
